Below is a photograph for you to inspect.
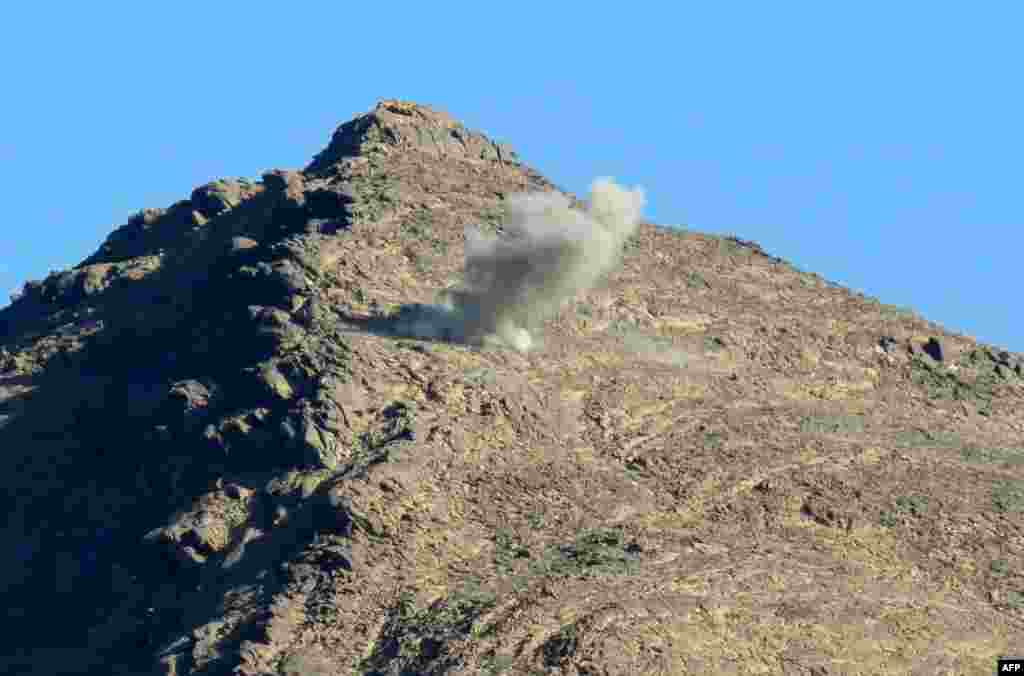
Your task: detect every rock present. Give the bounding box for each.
[305,186,355,218]
[191,620,228,670]
[80,264,114,296]
[318,487,355,537]
[248,305,292,326]
[223,483,252,500]
[494,141,519,164]
[156,650,191,676]
[314,542,353,572]
[907,336,944,363]
[258,363,295,401]
[236,259,309,306]
[230,236,260,253]
[304,218,346,235]
[922,337,944,362]
[129,207,166,227]
[279,418,298,444]
[190,179,259,218]
[285,401,343,470]
[202,423,226,453]
[992,351,1024,378]
[39,266,109,305]
[300,417,337,470]
[305,99,520,174]
[269,259,309,295]
[262,170,306,209]
[166,379,220,432]
[143,507,231,568]
[247,304,307,352]
[282,562,321,593]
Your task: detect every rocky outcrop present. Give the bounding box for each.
[306,99,519,176]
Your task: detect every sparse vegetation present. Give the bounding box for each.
[541,623,580,667]
[703,335,726,352]
[401,209,434,239]
[714,235,753,259]
[364,400,416,449]
[533,527,640,579]
[463,367,496,387]
[1003,591,1024,610]
[879,303,920,320]
[394,339,431,353]
[703,431,725,451]
[686,270,710,289]
[961,446,1024,465]
[991,559,1011,577]
[797,274,819,289]
[993,481,1024,513]
[909,354,995,416]
[894,429,962,449]
[894,494,929,516]
[493,528,530,574]
[478,205,505,231]
[481,654,516,674]
[879,511,899,528]
[359,587,499,675]
[623,461,645,480]
[800,414,865,435]
[608,318,678,357]
[409,253,433,275]
[880,494,933,528]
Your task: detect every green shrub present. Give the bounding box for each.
[991,559,1010,577]
[686,271,710,289]
[993,481,1024,513]
[893,494,929,516]
[961,446,1024,465]
[800,415,865,435]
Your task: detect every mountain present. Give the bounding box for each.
[1,100,1022,676]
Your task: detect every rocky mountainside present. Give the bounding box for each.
[2,100,1023,676]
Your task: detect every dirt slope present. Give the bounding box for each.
[1,100,1022,675]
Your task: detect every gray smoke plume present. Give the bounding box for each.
[391,177,646,351]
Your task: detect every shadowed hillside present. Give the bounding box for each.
[1,100,1022,675]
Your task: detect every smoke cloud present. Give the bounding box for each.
[391,177,646,351]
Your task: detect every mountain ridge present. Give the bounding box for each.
[1,100,1023,675]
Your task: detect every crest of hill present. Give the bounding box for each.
[306,99,522,174]
[0,100,1022,676]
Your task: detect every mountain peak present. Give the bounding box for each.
[305,99,519,175]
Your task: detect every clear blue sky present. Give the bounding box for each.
[2,3,1020,351]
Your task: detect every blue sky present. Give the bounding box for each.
[1,3,1020,351]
